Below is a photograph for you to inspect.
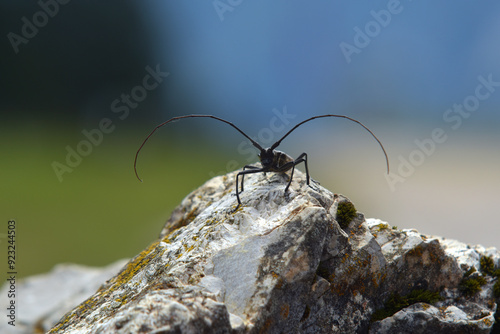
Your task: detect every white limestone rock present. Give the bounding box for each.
[367,218,499,334]
[0,260,127,334]
[39,169,499,333]
[369,302,495,334]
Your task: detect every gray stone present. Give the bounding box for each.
[0,260,127,334]
[367,220,498,334]
[368,302,495,334]
[23,168,498,333]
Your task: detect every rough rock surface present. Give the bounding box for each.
[37,168,500,333]
[0,260,127,334]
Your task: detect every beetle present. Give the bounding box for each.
[134,114,389,211]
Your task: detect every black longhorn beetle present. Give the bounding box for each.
[134,114,389,211]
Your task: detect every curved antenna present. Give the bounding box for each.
[134,114,263,181]
[271,114,390,173]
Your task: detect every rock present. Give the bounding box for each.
[367,221,499,334]
[38,169,499,333]
[368,302,495,334]
[0,259,128,334]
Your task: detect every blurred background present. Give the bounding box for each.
[1,1,499,278]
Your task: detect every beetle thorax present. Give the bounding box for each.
[259,148,294,172]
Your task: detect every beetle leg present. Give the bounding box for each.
[240,164,261,192]
[276,153,309,193]
[234,167,266,212]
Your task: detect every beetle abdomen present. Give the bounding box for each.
[272,151,294,172]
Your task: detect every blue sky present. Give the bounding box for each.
[141,1,500,127]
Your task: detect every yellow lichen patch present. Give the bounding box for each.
[407,245,424,258]
[205,218,218,226]
[330,281,348,296]
[371,272,386,288]
[355,254,372,268]
[275,277,285,290]
[162,227,182,244]
[150,278,179,291]
[482,317,493,327]
[231,204,244,214]
[184,244,195,253]
[428,249,441,265]
[341,253,350,264]
[113,241,161,286]
[280,303,290,319]
[329,273,336,282]
[178,207,198,227]
[49,293,101,333]
[188,275,202,285]
[221,188,233,197]
[114,295,129,308]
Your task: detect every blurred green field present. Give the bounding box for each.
[1,123,237,278]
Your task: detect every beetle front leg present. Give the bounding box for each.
[234,167,265,212]
[240,164,261,192]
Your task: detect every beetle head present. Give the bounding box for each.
[258,148,275,168]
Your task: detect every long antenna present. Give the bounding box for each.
[134,114,263,181]
[270,114,390,173]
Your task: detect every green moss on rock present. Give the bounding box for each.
[459,267,487,297]
[480,255,495,276]
[371,289,442,322]
[336,201,357,229]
